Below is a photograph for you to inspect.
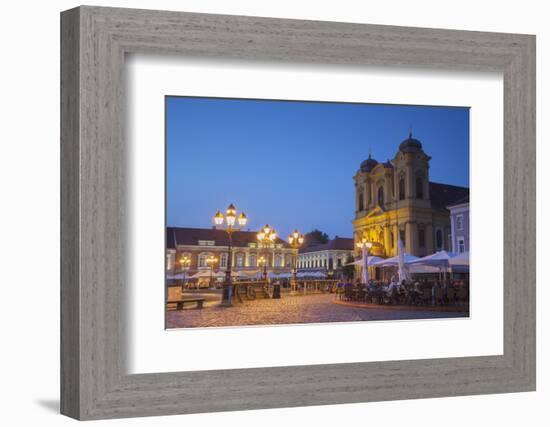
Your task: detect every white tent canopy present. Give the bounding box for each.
[371,254,419,267]
[296,271,326,278]
[449,251,470,267]
[345,256,384,266]
[188,270,225,279]
[409,250,456,267]
[409,250,470,276]
[408,264,441,274]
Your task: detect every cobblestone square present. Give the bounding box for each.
[167,293,467,329]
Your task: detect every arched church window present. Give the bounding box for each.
[358,190,364,211]
[399,176,406,200]
[436,229,443,249]
[378,186,384,207]
[416,177,424,199]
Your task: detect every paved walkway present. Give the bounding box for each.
[167,293,467,329]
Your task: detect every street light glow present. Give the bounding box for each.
[237,212,248,227]
[214,211,224,225]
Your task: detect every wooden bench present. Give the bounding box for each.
[168,298,205,310]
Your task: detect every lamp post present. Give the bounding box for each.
[178,255,191,292]
[356,237,373,284]
[287,230,304,294]
[257,225,278,298]
[258,256,267,280]
[213,203,248,306]
[206,255,218,288]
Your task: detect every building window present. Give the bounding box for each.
[436,229,443,249]
[199,254,208,268]
[456,214,464,230]
[378,186,384,207]
[448,234,452,251]
[399,177,405,200]
[390,232,394,249]
[249,254,256,267]
[220,253,228,268]
[418,229,425,248]
[285,254,292,267]
[236,253,244,267]
[274,254,283,267]
[358,190,364,211]
[336,258,342,267]
[457,237,465,253]
[416,177,424,199]
[399,229,406,245]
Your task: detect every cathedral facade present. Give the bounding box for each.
[353,134,469,258]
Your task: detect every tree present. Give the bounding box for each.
[304,229,329,246]
[340,254,356,280]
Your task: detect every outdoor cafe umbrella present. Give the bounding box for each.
[345,256,384,266]
[371,253,419,267]
[188,270,225,279]
[449,251,469,267]
[397,237,410,282]
[409,250,457,280]
[409,250,457,266]
[449,251,470,273]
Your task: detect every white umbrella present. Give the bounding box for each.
[230,270,249,278]
[397,237,410,282]
[409,250,457,266]
[371,254,419,267]
[449,251,469,267]
[408,264,441,274]
[361,247,369,284]
[409,251,458,280]
[189,270,225,279]
[346,256,384,266]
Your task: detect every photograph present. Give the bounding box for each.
[165,96,470,329]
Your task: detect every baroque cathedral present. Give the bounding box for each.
[353,133,468,258]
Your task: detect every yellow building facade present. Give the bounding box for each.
[353,134,468,259]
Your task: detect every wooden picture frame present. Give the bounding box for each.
[60,5,536,420]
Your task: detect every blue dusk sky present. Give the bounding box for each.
[166,96,469,240]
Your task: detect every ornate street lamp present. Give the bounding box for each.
[287,230,304,294]
[258,255,267,280]
[257,224,277,278]
[178,255,191,291]
[257,225,280,298]
[206,255,218,288]
[356,236,373,284]
[213,203,248,306]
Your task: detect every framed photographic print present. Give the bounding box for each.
[61,6,536,420]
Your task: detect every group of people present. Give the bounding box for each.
[335,276,469,306]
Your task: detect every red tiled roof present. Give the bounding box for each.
[166,227,290,249]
